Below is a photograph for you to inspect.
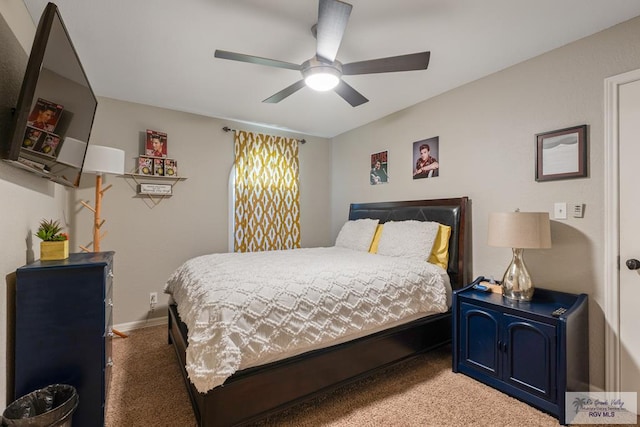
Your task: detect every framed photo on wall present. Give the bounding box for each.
[535,125,587,182]
[413,136,439,179]
[370,150,389,185]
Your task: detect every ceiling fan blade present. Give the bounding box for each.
[342,51,430,75]
[215,50,300,71]
[316,0,352,63]
[263,80,306,103]
[334,80,368,107]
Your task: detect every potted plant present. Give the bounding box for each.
[36,219,69,260]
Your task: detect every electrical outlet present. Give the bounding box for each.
[149,292,158,311]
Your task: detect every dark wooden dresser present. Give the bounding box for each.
[14,252,114,427]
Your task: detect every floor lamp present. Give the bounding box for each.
[81,145,128,338]
[80,145,125,252]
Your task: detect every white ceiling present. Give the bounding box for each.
[22,0,640,138]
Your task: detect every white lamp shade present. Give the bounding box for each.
[488,212,551,249]
[83,145,125,175]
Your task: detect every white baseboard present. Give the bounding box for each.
[113,315,167,333]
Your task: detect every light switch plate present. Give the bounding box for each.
[554,202,567,219]
[573,203,584,218]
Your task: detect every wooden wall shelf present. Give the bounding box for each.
[120,173,188,208]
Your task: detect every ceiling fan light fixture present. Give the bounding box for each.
[302,58,342,91]
[305,71,340,91]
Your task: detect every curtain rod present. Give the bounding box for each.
[222,126,306,144]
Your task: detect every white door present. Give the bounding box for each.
[619,78,640,410]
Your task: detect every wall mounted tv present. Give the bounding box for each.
[1,2,97,187]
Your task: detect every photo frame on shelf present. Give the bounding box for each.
[138,156,153,175]
[164,159,177,177]
[22,127,43,150]
[27,98,64,133]
[34,133,61,156]
[535,124,587,182]
[145,129,168,158]
[153,158,164,176]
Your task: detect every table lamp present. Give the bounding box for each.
[488,210,551,301]
[80,145,125,252]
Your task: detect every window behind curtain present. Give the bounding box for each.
[233,130,300,252]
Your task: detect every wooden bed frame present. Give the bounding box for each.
[168,197,472,426]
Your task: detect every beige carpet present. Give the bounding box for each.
[105,325,633,427]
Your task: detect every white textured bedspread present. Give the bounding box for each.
[164,247,448,393]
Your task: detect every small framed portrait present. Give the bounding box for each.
[34,133,61,157]
[153,158,164,176]
[370,150,388,185]
[164,158,178,177]
[535,125,587,182]
[27,98,64,133]
[22,126,44,150]
[413,136,439,179]
[145,129,168,158]
[138,156,153,175]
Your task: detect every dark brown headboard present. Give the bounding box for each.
[348,197,472,290]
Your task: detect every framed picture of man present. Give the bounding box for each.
[145,129,168,158]
[412,137,439,179]
[370,150,389,185]
[27,98,64,133]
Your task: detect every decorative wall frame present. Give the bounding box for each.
[535,125,587,182]
[370,150,388,185]
[413,136,439,179]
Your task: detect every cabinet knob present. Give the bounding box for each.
[626,258,640,270]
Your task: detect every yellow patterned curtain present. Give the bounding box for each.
[234,130,300,252]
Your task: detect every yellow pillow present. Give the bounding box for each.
[368,224,384,253]
[428,224,452,270]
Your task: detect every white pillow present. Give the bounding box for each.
[376,220,440,260]
[335,218,380,252]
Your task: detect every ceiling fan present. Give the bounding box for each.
[214,0,430,107]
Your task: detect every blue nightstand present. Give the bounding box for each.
[452,277,589,425]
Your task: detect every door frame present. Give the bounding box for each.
[603,68,640,393]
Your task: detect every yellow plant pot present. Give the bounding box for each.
[40,240,69,261]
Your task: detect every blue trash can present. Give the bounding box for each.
[2,384,78,427]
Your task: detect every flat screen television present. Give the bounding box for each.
[1,2,97,187]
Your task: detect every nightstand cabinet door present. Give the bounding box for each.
[503,314,556,400]
[459,303,501,377]
[14,252,114,427]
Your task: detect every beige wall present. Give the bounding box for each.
[331,16,640,391]
[73,97,332,329]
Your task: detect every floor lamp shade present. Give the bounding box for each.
[83,145,125,175]
[488,212,551,301]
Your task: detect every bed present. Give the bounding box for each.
[166,197,471,426]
